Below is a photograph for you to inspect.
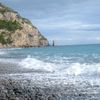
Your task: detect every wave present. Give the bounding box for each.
[64,63,100,76]
[19,55,100,76]
[0,50,7,55]
[0,51,99,76]
[0,48,22,55]
[0,58,20,64]
[19,55,56,72]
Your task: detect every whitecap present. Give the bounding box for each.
[19,55,56,72]
[0,49,7,55]
[64,63,100,76]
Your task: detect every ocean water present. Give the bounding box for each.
[0,44,100,99]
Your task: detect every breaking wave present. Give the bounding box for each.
[19,55,100,76]
[64,63,100,76]
[19,56,56,72]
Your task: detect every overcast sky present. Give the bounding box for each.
[1,0,100,45]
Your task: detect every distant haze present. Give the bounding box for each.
[1,0,100,45]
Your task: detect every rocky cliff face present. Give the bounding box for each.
[0,3,49,48]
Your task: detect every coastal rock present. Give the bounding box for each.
[0,3,49,48]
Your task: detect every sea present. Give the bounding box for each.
[0,44,100,99]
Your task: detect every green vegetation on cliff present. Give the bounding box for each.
[0,20,22,31]
[0,32,12,44]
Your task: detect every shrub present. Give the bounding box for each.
[0,32,12,44]
[0,20,22,31]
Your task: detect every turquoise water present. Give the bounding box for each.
[1,44,100,75]
[0,44,100,81]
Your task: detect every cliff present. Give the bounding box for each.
[0,3,49,48]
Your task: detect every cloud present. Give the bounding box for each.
[95,37,100,40]
[32,18,100,32]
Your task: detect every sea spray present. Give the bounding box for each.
[19,55,56,72]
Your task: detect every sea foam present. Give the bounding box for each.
[64,63,100,76]
[19,55,100,76]
[0,50,7,55]
[20,55,56,72]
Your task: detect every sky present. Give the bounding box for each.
[0,0,100,45]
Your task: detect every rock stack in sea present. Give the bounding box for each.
[0,3,49,48]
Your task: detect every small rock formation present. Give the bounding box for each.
[52,40,55,46]
[0,3,49,48]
